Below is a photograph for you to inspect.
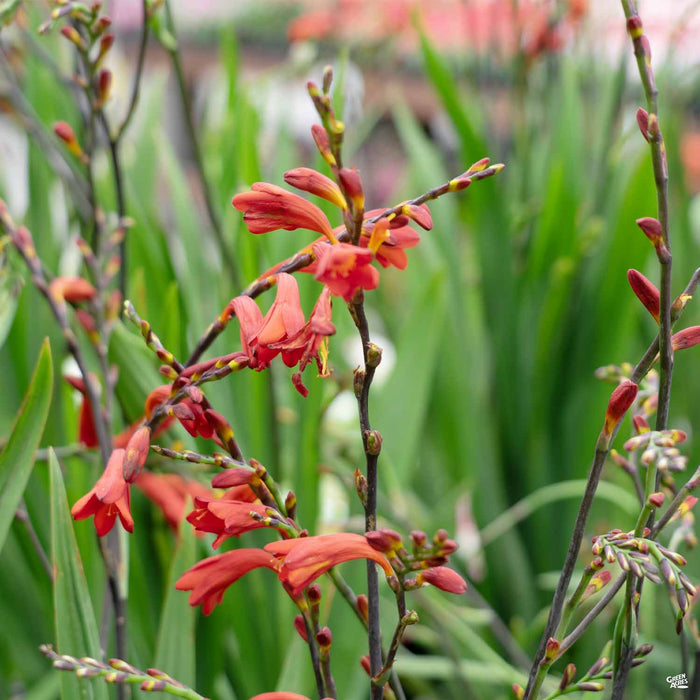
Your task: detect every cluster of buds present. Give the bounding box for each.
[513,645,653,698]
[592,530,696,631]
[39,644,204,698]
[366,527,467,595]
[41,2,116,113]
[623,426,688,474]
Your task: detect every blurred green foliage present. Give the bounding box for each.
[0,8,699,700]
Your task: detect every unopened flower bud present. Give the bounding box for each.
[648,492,664,508]
[434,528,449,544]
[559,663,576,690]
[366,528,403,554]
[354,469,367,506]
[512,684,525,699]
[636,108,649,141]
[544,637,560,662]
[339,167,364,210]
[627,15,643,38]
[577,682,604,692]
[96,69,112,106]
[627,269,660,323]
[61,25,87,51]
[365,429,382,455]
[357,594,369,622]
[54,122,84,159]
[603,380,638,437]
[632,414,650,434]
[322,65,333,94]
[316,626,332,650]
[310,124,336,167]
[411,530,427,550]
[360,655,371,677]
[48,276,97,304]
[418,566,467,594]
[96,33,115,65]
[353,368,365,398]
[366,342,382,368]
[122,426,151,482]
[672,326,700,351]
[93,15,112,35]
[285,490,297,519]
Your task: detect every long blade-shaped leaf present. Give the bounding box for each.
[0,337,52,553]
[49,449,107,700]
[154,517,197,688]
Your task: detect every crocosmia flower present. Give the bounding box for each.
[71,448,133,536]
[312,242,379,301]
[232,182,336,241]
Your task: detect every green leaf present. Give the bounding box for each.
[0,337,52,554]
[49,448,107,700]
[154,516,197,689]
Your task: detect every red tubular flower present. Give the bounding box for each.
[65,376,99,448]
[627,269,660,322]
[71,449,133,536]
[417,566,468,594]
[312,242,379,301]
[186,487,259,547]
[360,213,421,270]
[207,500,274,536]
[251,273,306,367]
[135,473,211,531]
[232,183,336,241]
[268,286,336,397]
[175,549,280,615]
[284,168,346,209]
[265,533,393,595]
[229,296,264,367]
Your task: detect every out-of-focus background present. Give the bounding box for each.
[2,1,700,698]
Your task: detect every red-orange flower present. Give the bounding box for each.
[251,273,306,367]
[268,285,335,397]
[186,486,260,547]
[265,532,393,595]
[175,549,280,615]
[312,242,379,301]
[232,182,336,241]
[360,218,421,270]
[177,532,393,613]
[71,448,133,536]
[134,472,211,532]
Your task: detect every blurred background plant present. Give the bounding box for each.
[1,0,700,698]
